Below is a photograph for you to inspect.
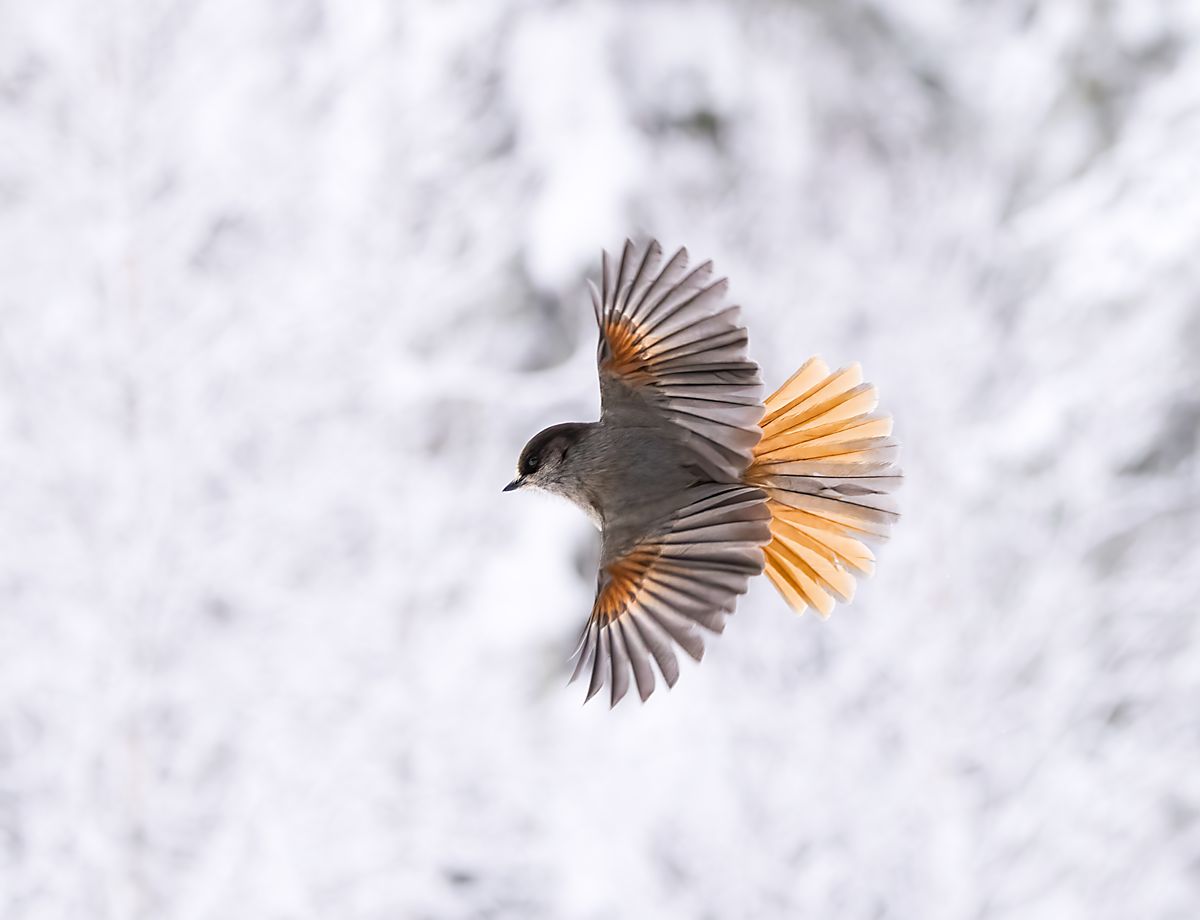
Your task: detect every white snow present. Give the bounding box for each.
[1,1,1197,918]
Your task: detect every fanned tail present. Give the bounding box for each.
[746,357,901,617]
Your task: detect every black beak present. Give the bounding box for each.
[502,478,521,493]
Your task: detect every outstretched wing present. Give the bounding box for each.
[590,239,765,482]
[570,484,771,706]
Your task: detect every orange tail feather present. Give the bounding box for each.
[747,357,902,617]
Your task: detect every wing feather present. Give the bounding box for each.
[627,611,680,688]
[618,617,657,702]
[594,240,765,481]
[586,628,610,703]
[573,483,770,705]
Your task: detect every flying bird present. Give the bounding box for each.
[505,240,901,705]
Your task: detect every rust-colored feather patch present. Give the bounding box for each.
[600,314,655,384]
[595,547,658,625]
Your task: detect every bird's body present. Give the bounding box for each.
[507,240,901,705]
[525,422,702,530]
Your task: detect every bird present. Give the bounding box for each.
[505,239,901,706]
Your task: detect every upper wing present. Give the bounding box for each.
[589,239,765,481]
[570,483,771,706]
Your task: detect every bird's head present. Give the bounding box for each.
[504,422,589,498]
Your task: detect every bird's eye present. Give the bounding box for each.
[523,455,540,474]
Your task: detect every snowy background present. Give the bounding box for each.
[2,1,1199,918]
